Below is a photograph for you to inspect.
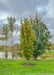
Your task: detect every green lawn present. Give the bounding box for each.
[0,59,54,75]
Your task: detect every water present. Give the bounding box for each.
[0,52,14,59]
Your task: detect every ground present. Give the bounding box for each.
[0,59,54,75]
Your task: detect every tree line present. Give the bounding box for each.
[0,12,51,64]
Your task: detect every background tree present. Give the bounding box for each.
[7,16,17,59]
[30,12,51,60]
[2,24,9,59]
[20,18,35,64]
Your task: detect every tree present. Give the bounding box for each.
[30,12,51,60]
[20,18,35,64]
[2,24,9,59]
[7,16,17,59]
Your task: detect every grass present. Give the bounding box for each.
[0,59,54,75]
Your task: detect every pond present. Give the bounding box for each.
[0,52,17,59]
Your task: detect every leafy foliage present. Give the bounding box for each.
[7,16,17,59]
[2,24,9,40]
[7,16,16,32]
[30,12,51,59]
[20,18,35,62]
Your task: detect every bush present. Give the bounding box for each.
[41,54,51,59]
[41,54,47,59]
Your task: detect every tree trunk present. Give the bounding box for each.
[11,32,14,59]
[34,57,37,60]
[27,59,28,65]
[6,37,7,59]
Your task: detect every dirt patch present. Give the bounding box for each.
[21,63,35,66]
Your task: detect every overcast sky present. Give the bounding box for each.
[0,0,54,45]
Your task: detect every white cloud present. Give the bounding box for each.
[45,0,54,18]
[36,7,43,12]
[0,12,9,20]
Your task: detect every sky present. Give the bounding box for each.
[0,0,54,45]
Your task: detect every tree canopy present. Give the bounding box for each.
[30,13,51,59]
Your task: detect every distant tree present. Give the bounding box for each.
[2,24,9,59]
[20,18,35,64]
[46,42,51,50]
[7,16,17,59]
[50,43,54,50]
[30,12,51,60]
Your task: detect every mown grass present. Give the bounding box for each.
[0,59,54,75]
